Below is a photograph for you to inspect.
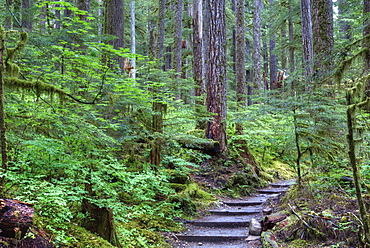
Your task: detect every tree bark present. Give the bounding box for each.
[130,0,136,79]
[253,0,263,91]
[21,0,32,31]
[0,28,7,183]
[236,0,246,107]
[235,0,246,134]
[312,0,334,87]
[174,0,183,99]
[104,0,125,72]
[269,0,277,91]
[364,0,370,96]
[300,0,313,88]
[205,0,227,154]
[193,0,206,129]
[289,0,295,73]
[77,0,90,22]
[338,0,351,40]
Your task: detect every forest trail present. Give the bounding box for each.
[169,180,295,248]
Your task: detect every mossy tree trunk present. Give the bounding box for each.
[82,183,123,248]
[0,27,7,191]
[346,92,370,246]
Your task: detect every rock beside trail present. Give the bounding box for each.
[248,218,262,236]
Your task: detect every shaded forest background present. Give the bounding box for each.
[0,0,369,247]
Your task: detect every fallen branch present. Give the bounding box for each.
[288,203,324,237]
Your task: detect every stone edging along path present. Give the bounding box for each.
[169,180,295,248]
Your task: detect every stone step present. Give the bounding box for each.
[208,209,260,216]
[269,180,296,188]
[257,188,288,194]
[188,215,259,228]
[176,227,248,242]
[223,196,268,206]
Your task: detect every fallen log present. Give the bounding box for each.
[174,136,220,156]
[0,199,34,239]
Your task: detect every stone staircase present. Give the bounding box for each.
[171,180,295,248]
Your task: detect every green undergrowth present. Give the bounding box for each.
[269,177,365,247]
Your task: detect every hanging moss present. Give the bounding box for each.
[4,77,67,101]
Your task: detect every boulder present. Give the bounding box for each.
[248,218,262,236]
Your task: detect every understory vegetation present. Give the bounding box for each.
[0,0,370,247]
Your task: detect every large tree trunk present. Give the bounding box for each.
[269,0,277,91]
[312,0,334,87]
[253,0,263,91]
[174,0,183,99]
[205,0,227,154]
[21,0,32,31]
[235,0,246,134]
[0,28,7,190]
[104,0,125,72]
[77,0,90,22]
[192,0,206,129]
[338,0,351,40]
[300,0,313,89]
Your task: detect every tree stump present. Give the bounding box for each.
[0,199,34,239]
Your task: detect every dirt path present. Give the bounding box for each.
[168,180,295,248]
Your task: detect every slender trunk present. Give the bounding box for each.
[246,1,253,105]
[346,93,370,245]
[158,0,166,63]
[55,0,61,29]
[364,0,370,96]
[130,0,136,79]
[289,0,295,73]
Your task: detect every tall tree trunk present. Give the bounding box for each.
[130,0,136,79]
[280,20,287,70]
[300,0,313,88]
[193,0,206,129]
[174,0,183,99]
[245,1,253,106]
[235,0,246,117]
[40,4,47,33]
[77,0,90,22]
[5,0,12,29]
[158,0,166,64]
[21,0,32,31]
[269,0,277,91]
[202,0,210,94]
[55,0,61,30]
[104,0,125,72]
[205,0,227,154]
[364,0,370,96]
[338,0,351,40]
[346,93,370,245]
[312,0,334,87]
[289,0,295,73]
[253,0,263,91]
[149,0,166,166]
[0,27,7,186]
